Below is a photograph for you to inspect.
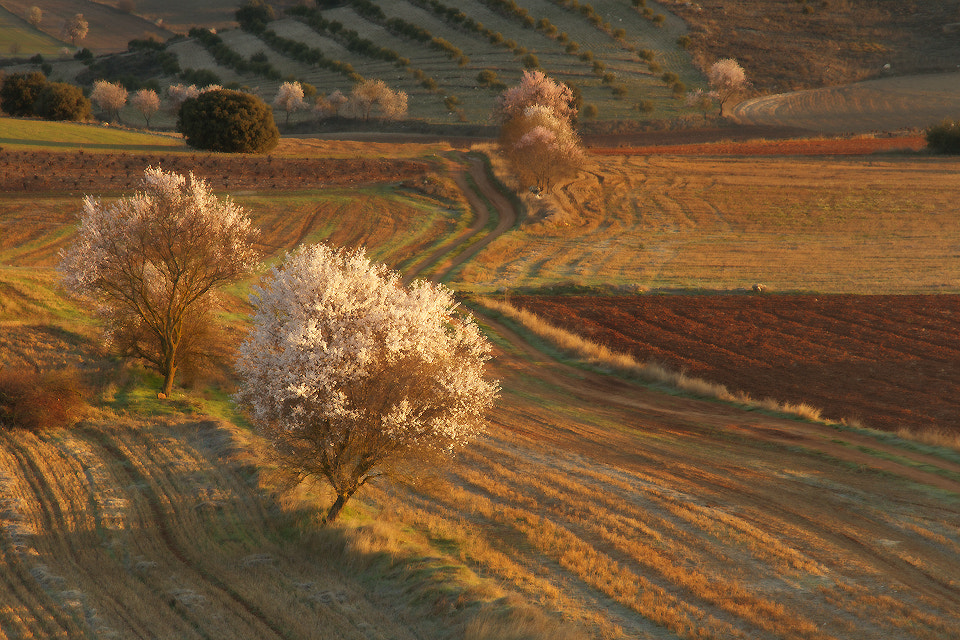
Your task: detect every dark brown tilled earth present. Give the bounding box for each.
[511,294,960,433]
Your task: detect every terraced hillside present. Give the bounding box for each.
[16,0,702,125]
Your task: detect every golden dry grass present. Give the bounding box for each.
[457,148,960,294]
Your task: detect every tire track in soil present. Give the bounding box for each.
[474,313,960,616]
[78,426,290,640]
[0,431,153,638]
[403,153,517,286]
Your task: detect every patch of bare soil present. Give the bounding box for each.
[665,0,960,92]
[0,149,429,193]
[510,294,960,434]
[592,134,926,156]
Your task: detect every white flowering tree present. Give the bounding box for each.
[234,244,498,524]
[59,167,260,397]
[707,58,747,115]
[494,69,577,127]
[91,80,128,122]
[273,81,306,124]
[131,88,160,128]
[348,79,407,121]
[62,13,88,47]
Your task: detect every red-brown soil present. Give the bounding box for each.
[510,294,960,434]
[593,135,926,156]
[0,149,429,193]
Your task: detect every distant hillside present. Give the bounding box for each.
[667,0,960,92]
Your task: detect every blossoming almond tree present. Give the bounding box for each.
[234,244,498,524]
[707,58,748,115]
[91,80,128,123]
[495,72,584,191]
[131,88,160,128]
[273,81,306,124]
[59,167,260,396]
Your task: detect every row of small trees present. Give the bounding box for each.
[58,166,498,524]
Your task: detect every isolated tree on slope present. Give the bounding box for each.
[91,80,128,122]
[27,6,42,29]
[509,105,584,191]
[707,58,747,116]
[59,167,260,397]
[131,88,160,128]
[234,244,498,524]
[495,70,583,190]
[62,13,89,47]
[273,81,306,125]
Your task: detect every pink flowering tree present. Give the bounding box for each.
[707,58,747,115]
[495,71,583,190]
[234,244,499,524]
[131,88,160,128]
[510,105,584,190]
[494,69,577,125]
[273,81,306,124]
[91,80,128,122]
[59,167,260,397]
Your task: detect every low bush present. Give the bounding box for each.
[926,120,960,154]
[178,89,279,153]
[33,82,92,121]
[0,368,90,431]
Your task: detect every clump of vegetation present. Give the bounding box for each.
[33,82,92,121]
[0,368,89,431]
[178,89,279,153]
[0,71,48,117]
[926,119,960,153]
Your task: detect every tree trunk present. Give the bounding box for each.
[323,491,353,525]
[161,362,176,397]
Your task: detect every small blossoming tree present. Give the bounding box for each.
[495,71,584,191]
[91,80,128,122]
[273,81,306,124]
[234,244,499,524]
[131,88,160,128]
[707,58,747,115]
[59,167,260,396]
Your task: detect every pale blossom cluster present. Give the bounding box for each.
[494,69,577,125]
[495,71,583,191]
[347,79,408,120]
[707,58,748,114]
[166,83,221,112]
[273,81,307,123]
[235,244,497,457]
[91,80,128,121]
[59,166,260,395]
[131,88,161,127]
[511,105,584,191]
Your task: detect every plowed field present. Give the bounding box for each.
[510,294,960,434]
[0,149,429,193]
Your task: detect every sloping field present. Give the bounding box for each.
[368,316,960,639]
[0,0,171,52]
[0,5,67,56]
[458,150,960,294]
[732,73,960,135]
[508,294,960,434]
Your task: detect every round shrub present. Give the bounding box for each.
[33,82,92,121]
[0,71,47,116]
[178,89,279,153]
[926,120,960,154]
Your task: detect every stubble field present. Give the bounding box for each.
[2,120,960,639]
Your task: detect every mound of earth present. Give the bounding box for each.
[511,294,960,434]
